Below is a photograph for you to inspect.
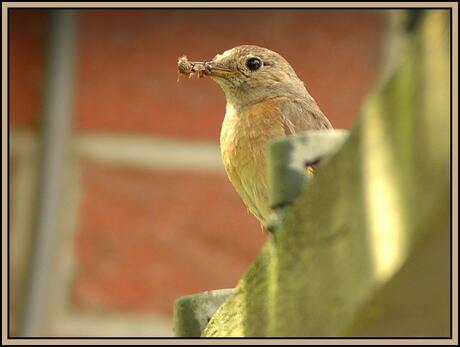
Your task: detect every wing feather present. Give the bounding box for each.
[277,97,333,175]
[279,97,333,135]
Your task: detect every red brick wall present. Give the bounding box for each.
[11,9,384,132]
[10,9,385,327]
[74,163,262,313]
[9,10,47,128]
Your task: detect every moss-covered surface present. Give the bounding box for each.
[201,10,450,337]
[173,289,234,337]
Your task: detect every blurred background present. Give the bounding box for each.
[9,9,386,337]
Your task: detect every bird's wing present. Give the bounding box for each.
[278,97,333,135]
[277,97,333,175]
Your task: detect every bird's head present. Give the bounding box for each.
[187,45,308,108]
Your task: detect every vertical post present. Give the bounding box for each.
[21,10,78,337]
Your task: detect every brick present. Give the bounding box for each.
[9,10,47,128]
[73,162,266,315]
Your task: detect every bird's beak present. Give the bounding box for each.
[190,60,234,78]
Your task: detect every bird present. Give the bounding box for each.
[178,45,333,230]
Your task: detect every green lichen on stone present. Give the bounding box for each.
[201,10,450,338]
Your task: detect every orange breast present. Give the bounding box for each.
[220,100,285,223]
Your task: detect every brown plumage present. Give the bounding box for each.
[178,45,333,228]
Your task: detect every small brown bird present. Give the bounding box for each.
[178,45,333,228]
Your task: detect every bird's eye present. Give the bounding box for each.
[246,57,262,71]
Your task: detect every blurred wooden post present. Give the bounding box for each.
[173,289,234,337]
[266,130,350,231]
